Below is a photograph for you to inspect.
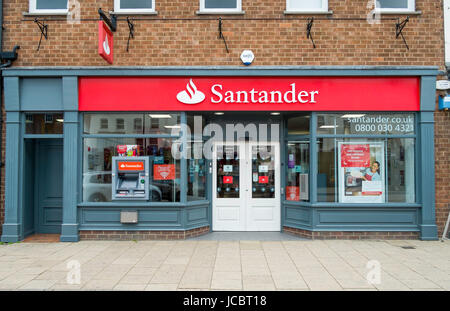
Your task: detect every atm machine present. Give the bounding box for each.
[112,156,149,200]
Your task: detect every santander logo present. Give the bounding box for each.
[103,35,111,56]
[176,79,205,104]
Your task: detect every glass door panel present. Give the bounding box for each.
[251,145,276,198]
[216,145,240,199]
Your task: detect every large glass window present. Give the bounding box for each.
[286,141,310,202]
[83,113,181,203]
[316,113,416,204]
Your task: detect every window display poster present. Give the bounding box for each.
[154,164,176,180]
[286,186,300,201]
[338,141,385,203]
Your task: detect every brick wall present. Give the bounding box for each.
[1,0,445,69]
[435,107,450,238]
[79,226,210,241]
[0,0,448,240]
[284,226,421,240]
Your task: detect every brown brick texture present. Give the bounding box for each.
[0,0,449,240]
[284,226,421,240]
[79,226,210,241]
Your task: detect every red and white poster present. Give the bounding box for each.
[259,176,269,184]
[98,21,113,64]
[154,164,175,180]
[286,186,300,201]
[223,176,233,184]
[338,142,385,203]
[340,144,370,167]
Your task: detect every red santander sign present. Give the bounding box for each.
[98,21,113,64]
[79,76,420,111]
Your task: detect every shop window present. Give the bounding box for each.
[187,114,207,201]
[317,113,415,135]
[187,143,207,201]
[29,0,68,13]
[82,137,180,203]
[375,0,415,12]
[84,114,179,135]
[114,0,155,13]
[287,114,310,135]
[286,141,310,202]
[316,113,416,204]
[286,0,328,12]
[200,0,242,13]
[25,113,64,134]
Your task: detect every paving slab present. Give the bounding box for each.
[0,238,448,291]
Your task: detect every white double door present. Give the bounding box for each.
[212,141,280,231]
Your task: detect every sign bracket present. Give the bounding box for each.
[395,16,409,50]
[306,17,316,48]
[34,18,48,51]
[127,17,135,52]
[98,8,117,32]
[218,17,229,53]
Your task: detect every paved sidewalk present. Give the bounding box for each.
[0,238,449,291]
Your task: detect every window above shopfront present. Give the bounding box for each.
[114,0,156,13]
[198,0,243,14]
[285,0,328,13]
[29,0,68,14]
[375,0,415,13]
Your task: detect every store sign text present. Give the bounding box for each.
[210,84,319,104]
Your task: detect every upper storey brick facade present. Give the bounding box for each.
[1,0,445,68]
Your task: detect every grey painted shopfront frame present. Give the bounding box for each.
[0,66,439,242]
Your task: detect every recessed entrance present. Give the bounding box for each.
[23,139,63,238]
[212,141,280,231]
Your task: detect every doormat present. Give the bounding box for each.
[23,234,60,243]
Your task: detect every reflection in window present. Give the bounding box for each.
[116,118,124,130]
[84,113,180,135]
[25,113,64,134]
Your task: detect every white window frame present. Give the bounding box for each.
[286,0,328,13]
[114,0,156,13]
[29,0,68,14]
[199,0,242,13]
[374,0,415,13]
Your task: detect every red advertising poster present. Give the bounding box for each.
[258,176,268,184]
[286,186,300,201]
[223,176,233,184]
[98,21,113,64]
[340,144,370,167]
[154,164,176,180]
[118,161,144,171]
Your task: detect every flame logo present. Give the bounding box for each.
[176,79,205,104]
[103,35,111,56]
